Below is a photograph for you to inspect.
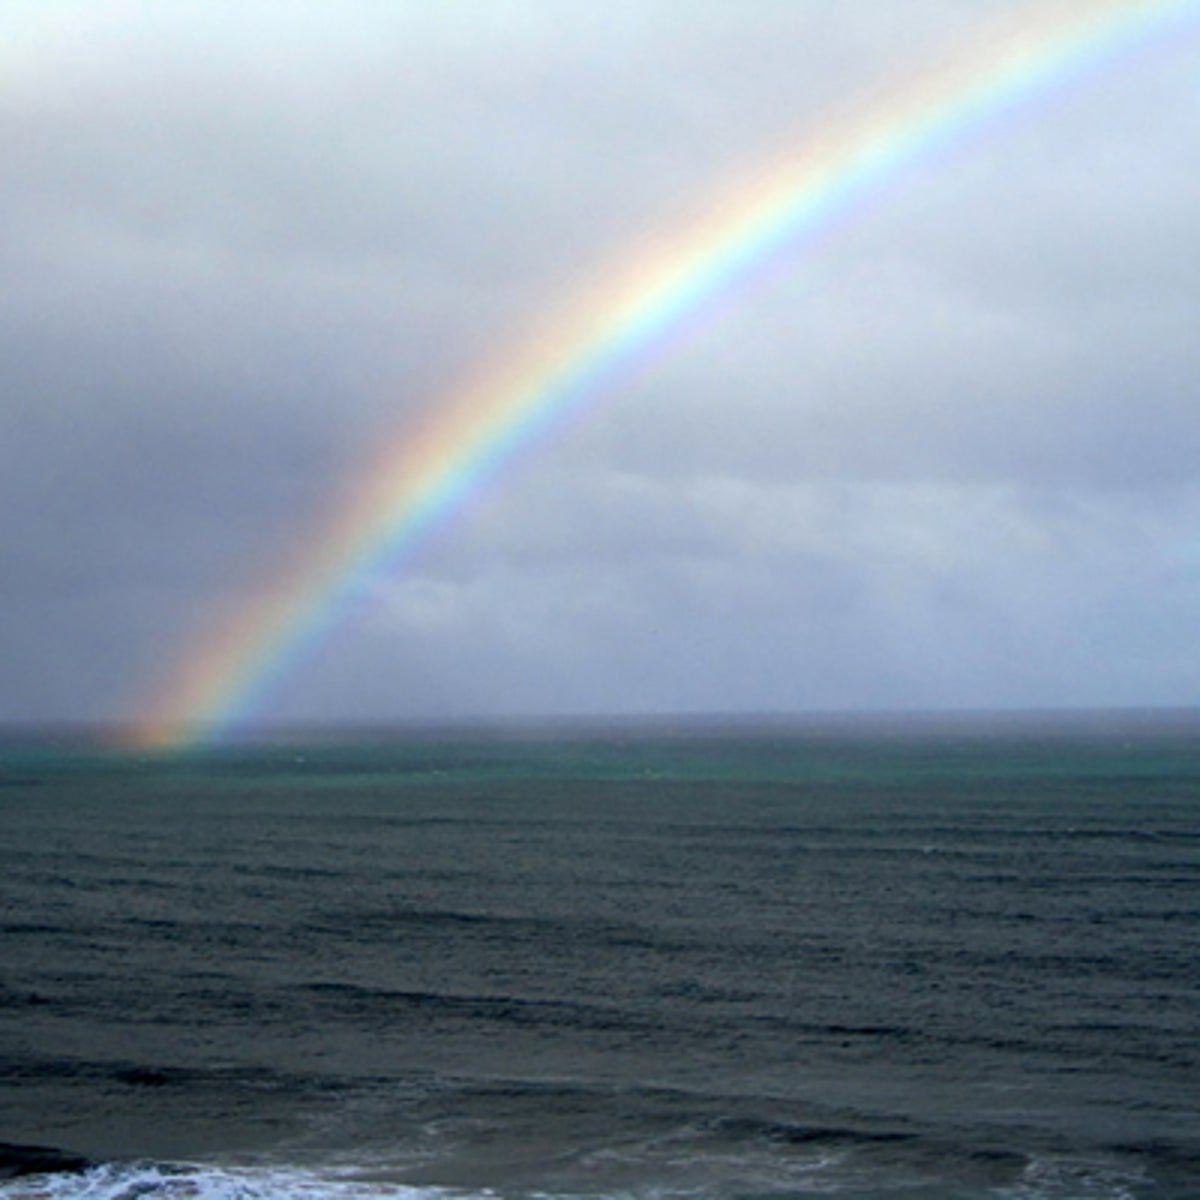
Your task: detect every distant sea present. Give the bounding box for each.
[2,712,1197,1199]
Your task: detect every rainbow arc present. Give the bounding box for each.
[124,0,1200,750]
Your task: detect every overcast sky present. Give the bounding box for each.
[4,1,1199,729]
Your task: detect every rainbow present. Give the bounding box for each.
[125,0,1199,750]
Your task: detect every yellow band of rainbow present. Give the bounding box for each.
[123,0,1200,751]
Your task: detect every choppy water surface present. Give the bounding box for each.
[2,714,1197,1198]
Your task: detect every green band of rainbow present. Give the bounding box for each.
[125,0,1200,750]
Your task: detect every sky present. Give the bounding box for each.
[3,1,1199,731]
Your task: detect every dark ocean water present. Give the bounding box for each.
[1,714,1198,1199]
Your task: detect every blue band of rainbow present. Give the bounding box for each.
[124,0,1200,750]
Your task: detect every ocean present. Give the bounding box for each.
[1,713,1197,1199]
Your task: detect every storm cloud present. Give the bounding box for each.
[3,2,1198,727]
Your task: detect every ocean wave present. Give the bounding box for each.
[0,1148,1166,1200]
[0,1160,438,1200]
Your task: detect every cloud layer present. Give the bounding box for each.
[3,2,1198,726]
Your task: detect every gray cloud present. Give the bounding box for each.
[3,2,1198,726]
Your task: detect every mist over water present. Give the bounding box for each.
[1,712,1197,1198]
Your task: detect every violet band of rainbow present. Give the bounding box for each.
[123,0,1200,751]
